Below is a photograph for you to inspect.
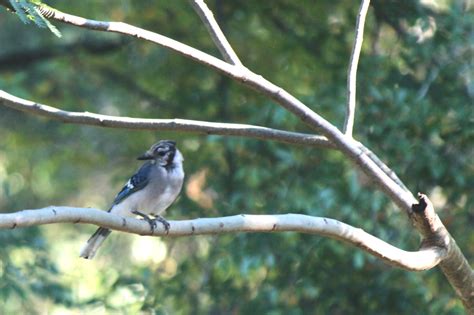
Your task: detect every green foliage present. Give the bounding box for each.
[0,1,472,314]
[7,0,61,37]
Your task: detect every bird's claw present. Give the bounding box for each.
[147,218,158,232]
[132,210,170,234]
[132,210,156,233]
[154,215,170,234]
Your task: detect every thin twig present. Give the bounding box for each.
[0,90,333,148]
[0,206,446,271]
[189,0,243,66]
[343,0,371,137]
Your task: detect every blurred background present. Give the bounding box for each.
[0,1,472,314]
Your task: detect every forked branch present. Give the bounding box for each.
[189,0,243,66]
[33,4,416,213]
[0,2,471,310]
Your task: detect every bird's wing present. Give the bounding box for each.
[111,162,153,206]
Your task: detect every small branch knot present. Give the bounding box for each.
[412,193,428,213]
[410,193,450,250]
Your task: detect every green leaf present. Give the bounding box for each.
[33,6,61,37]
[9,0,30,24]
[8,0,61,37]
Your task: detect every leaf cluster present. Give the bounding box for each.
[5,0,61,37]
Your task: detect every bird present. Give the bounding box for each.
[79,140,184,260]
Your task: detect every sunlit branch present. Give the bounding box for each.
[34,4,416,213]
[343,0,371,137]
[0,90,333,148]
[0,206,446,272]
[189,0,243,66]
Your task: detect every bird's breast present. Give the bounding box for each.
[147,166,184,215]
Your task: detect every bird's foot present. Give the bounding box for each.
[132,210,157,233]
[153,215,170,234]
[132,211,170,234]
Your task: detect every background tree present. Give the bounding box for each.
[0,0,472,314]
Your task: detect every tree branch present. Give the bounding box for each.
[0,90,333,149]
[356,141,410,193]
[35,5,238,77]
[343,0,371,137]
[0,206,446,272]
[189,0,243,66]
[411,194,474,310]
[34,4,416,213]
[1,3,471,310]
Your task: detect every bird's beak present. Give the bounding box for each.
[137,151,154,160]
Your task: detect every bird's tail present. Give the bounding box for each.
[79,227,112,259]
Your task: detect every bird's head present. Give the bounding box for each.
[137,140,182,167]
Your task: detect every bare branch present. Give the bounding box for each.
[0,90,333,148]
[411,194,474,311]
[0,206,446,271]
[35,5,416,213]
[36,5,237,78]
[356,141,410,193]
[343,0,371,137]
[189,0,243,66]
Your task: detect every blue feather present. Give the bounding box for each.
[111,162,154,206]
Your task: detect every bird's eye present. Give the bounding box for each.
[157,150,166,156]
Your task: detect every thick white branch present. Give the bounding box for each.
[343,0,371,137]
[0,206,445,271]
[0,90,332,148]
[35,5,416,212]
[189,0,243,66]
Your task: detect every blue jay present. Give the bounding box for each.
[80,140,184,259]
